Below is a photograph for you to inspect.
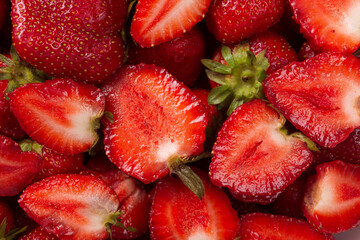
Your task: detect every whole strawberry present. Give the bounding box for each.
[205,0,285,44]
[11,0,127,84]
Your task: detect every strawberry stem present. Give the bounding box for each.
[0,218,27,240]
[105,211,137,240]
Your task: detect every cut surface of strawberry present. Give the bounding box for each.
[239,212,335,239]
[101,64,208,184]
[150,169,240,240]
[263,52,360,148]
[9,79,105,155]
[290,0,360,53]
[303,160,360,233]
[18,174,121,240]
[130,0,211,47]
[0,135,43,196]
[209,99,312,204]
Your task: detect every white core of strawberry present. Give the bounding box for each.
[156,141,180,163]
[341,83,360,124]
[314,175,336,211]
[67,109,99,141]
[188,230,213,240]
[344,2,360,38]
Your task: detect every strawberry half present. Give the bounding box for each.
[18,226,58,240]
[150,169,240,240]
[11,0,126,84]
[130,0,211,47]
[0,134,43,196]
[303,160,360,233]
[18,174,126,240]
[101,64,208,186]
[263,52,360,148]
[290,0,360,53]
[209,99,313,204]
[239,213,335,239]
[9,78,105,155]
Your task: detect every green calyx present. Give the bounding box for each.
[0,45,50,95]
[168,152,212,200]
[18,139,44,156]
[105,211,137,240]
[0,218,27,240]
[202,43,270,116]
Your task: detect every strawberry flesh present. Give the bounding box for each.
[150,169,240,240]
[9,79,105,155]
[131,0,211,47]
[101,64,208,183]
[263,52,360,148]
[210,99,312,204]
[303,160,360,233]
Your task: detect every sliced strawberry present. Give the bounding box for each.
[303,160,360,233]
[209,99,312,204]
[263,52,360,148]
[9,79,105,155]
[239,213,335,239]
[298,41,320,61]
[18,226,58,240]
[86,155,151,239]
[150,169,240,240]
[192,89,218,127]
[101,64,208,184]
[130,0,211,47]
[0,135,43,196]
[0,200,14,233]
[18,174,123,240]
[290,0,360,53]
[127,26,206,86]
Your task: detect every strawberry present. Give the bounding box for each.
[209,99,313,204]
[19,139,85,182]
[18,226,58,240]
[298,41,320,61]
[303,160,360,233]
[205,0,285,44]
[11,0,127,84]
[86,155,151,239]
[290,0,360,53]
[0,200,14,234]
[130,0,211,47]
[9,78,105,155]
[239,213,335,239]
[192,89,218,127]
[312,128,360,168]
[150,169,240,240]
[101,64,208,198]
[0,134,43,196]
[18,174,130,240]
[263,52,360,148]
[127,26,206,87]
[202,31,298,115]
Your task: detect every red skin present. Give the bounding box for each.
[18,226,59,240]
[0,200,14,233]
[192,89,218,126]
[298,41,320,61]
[205,0,285,44]
[127,26,206,87]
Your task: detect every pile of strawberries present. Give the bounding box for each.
[0,0,359,239]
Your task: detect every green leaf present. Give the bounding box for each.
[204,69,227,85]
[227,98,244,116]
[170,162,205,200]
[232,42,250,64]
[0,54,13,67]
[0,72,12,80]
[184,151,213,163]
[10,45,20,65]
[221,45,236,68]
[291,132,319,152]
[201,59,232,74]
[208,85,232,105]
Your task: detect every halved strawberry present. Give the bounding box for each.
[18,226,58,240]
[18,174,126,240]
[150,169,240,240]
[130,0,211,47]
[9,78,105,155]
[303,160,360,233]
[263,52,360,148]
[101,64,208,186]
[209,99,312,204]
[290,0,360,53]
[0,200,14,234]
[298,41,320,61]
[239,213,335,239]
[0,134,43,196]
